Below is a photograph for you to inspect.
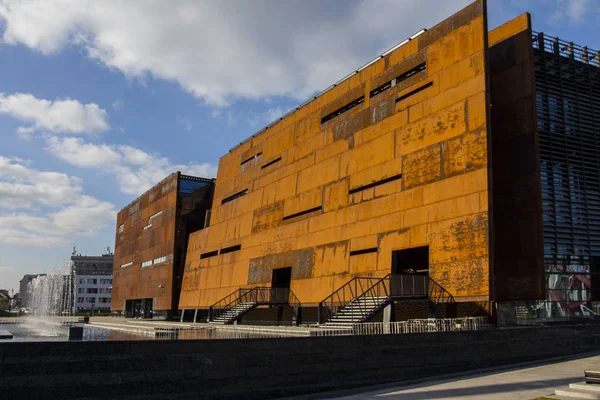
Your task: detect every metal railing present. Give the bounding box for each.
[319,274,456,324]
[129,316,492,340]
[318,276,383,323]
[209,287,302,324]
[497,301,600,326]
[312,317,490,336]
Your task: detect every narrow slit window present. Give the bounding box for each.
[282,206,322,221]
[220,244,241,255]
[321,96,365,124]
[396,81,433,103]
[200,250,218,259]
[141,260,153,268]
[120,262,133,268]
[370,62,427,98]
[149,210,163,220]
[241,152,262,166]
[349,248,378,256]
[348,174,403,195]
[261,156,282,170]
[143,223,152,230]
[153,256,167,264]
[221,189,248,205]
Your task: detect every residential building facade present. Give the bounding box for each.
[71,252,114,313]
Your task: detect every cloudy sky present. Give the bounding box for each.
[0,0,598,293]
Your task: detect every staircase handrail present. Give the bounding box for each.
[318,276,384,323]
[427,276,455,304]
[342,274,392,324]
[209,286,302,322]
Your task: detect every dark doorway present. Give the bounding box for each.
[391,246,429,298]
[271,267,292,303]
[392,246,429,275]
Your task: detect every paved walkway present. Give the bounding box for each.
[321,353,600,400]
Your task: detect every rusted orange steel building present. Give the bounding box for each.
[112,173,214,319]
[174,0,554,325]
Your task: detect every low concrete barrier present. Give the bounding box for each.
[1,324,600,399]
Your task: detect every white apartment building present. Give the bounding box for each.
[71,251,113,314]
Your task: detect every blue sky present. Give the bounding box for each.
[0,0,598,293]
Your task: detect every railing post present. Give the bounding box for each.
[208,306,212,322]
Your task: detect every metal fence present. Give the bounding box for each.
[145,316,491,340]
[312,317,490,336]
[497,301,600,326]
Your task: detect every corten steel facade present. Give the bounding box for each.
[111,172,214,319]
[180,1,501,320]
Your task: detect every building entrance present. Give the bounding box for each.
[390,246,429,297]
[271,267,291,303]
[125,298,153,319]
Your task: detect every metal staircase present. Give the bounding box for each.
[319,273,455,326]
[209,287,301,325]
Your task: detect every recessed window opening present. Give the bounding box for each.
[153,256,167,264]
[396,81,434,103]
[141,260,153,268]
[143,223,152,230]
[149,210,163,220]
[321,96,365,124]
[349,247,378,256]
[261,156,282,170]
[200,250,218,259]
[120,262,133,268]
[220,244,241,255]
[370,62,427,98]
[221,189,248,205]
[348,174,403,195]
[118,224,124,233]
[282,206,322,221]
[241,152,263,166]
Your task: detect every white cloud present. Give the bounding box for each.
[45,136,217,195]
[112,98,124,111]
[0,0,470,106]
[0,157,115,247]
[176,115,192,131]
[0,92,109,135]
[0,156,83,208]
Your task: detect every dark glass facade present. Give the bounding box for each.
[533,32,600,303]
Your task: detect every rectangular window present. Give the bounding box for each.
[120,262,133,268]
[348,174,402,195]
[370,62,427,98]
[141,260,153,268]
[221,189,248,205]
[149,210,163,220]
[118,224,124,233]
[220,244,241,255]
[282,206,322,221]
[77,297,85,303]
[200,250,218,259]
[349,247,378,256]
[143,223,152,230]
[153,256,167,264]
[396,81,434,103]
[321,96,365,124]
[261,156,282,170]
[78,288,85,294]
[240,152,262,166]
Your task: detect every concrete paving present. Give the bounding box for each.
[322,353,600,400]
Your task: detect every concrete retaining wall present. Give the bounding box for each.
[1,325,600,399]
